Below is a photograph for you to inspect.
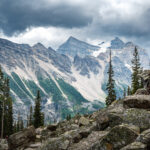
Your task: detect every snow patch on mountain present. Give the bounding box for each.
[71,65,106,102]
[93,41,111,57]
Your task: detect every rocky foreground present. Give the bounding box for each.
[2,94,150,150]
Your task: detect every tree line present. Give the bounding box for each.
[106,46,143,106]
[13,90,45,133]
[0,66,13,138]
[0,66,44,138]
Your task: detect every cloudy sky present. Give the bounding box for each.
[0,0,150,50]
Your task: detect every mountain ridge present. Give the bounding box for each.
[0,36,149,122]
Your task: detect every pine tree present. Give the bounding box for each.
[13,121,17,133]
[0,66,5,138]
[139,68,144,88]
[131,47,141,94]
[4,78,13,136]
[6,97,13,135]
[26,114,29,127]
[17,112,21,132]
[127,86,131,96]
[66,114,71,121]
[123,88,126,98]
[29,106,33,126]
[20,118,24,131]
[105,50,116,106]
[41,112,44,126]
[0,67,13,138]
[34,90,42,128]
[0,65,4,93]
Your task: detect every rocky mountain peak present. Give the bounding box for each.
[67,36,78,42]
[125,42,134,47]
[32,42,47,50]
[110,37,125,49]
[57,36,99,57]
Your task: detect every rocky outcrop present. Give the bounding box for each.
[135,88,149,95]
[78,116,90,126]
[123,95,150,109]
[0,139,8,150]
[7,87,150,150]
[121,142,147,150]
[136,129,150,148]
[36,93,150,150]
[8,126,36,150]
[68,131,108,150]
[47,124,57,131]
[92,124,139,150]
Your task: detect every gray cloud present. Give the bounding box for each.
[1,0,150,51]
[0,0,92,35]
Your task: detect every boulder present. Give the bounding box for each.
[121,142,147,150]
[123,108,150,131]
[96,100,125,130]
[28,142,41,148]
[0,139,8,150]
[136,128,150,148]
[40,128,91,150]
[24,148,35,150]
[96,111,123,130]
[68,131,108,150]
[92,124,139,150]
[78,117,90,126]
[36,127,46,135]
[40,137,70,150]
[47,124,57,131]
[135,88,149,95]
[123,95,150,109]
[96,111,109,130]
[8,126,36,150]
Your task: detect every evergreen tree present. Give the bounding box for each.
[127,86,131,96]
[105,50,116,106]
[139,68,144,88]
[41,112,44,126]
[20,118,24,131]
[13,121,17,133]
[1,95,5,138]
[66,114,71,121]
[123,88,126,98]
[0,65,4,93]
[0,67,13,138]
[26,114,29,127]
[6,97,13,135]
[17,112,21,132]
[29,106,33,126]
[0,67,5,138]
[131,47,141,94]
[34,90,42,128]
[4,78,13,136]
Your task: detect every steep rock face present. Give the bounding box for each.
[73,55,101,77]
[0,38,105,122]
[57,36,100,57]
[110,37,125,49]
[0,37,149,121]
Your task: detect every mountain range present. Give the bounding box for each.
[0,36,149,122]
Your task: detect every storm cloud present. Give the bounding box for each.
[1,0,150,50]
[0,0,92,35]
